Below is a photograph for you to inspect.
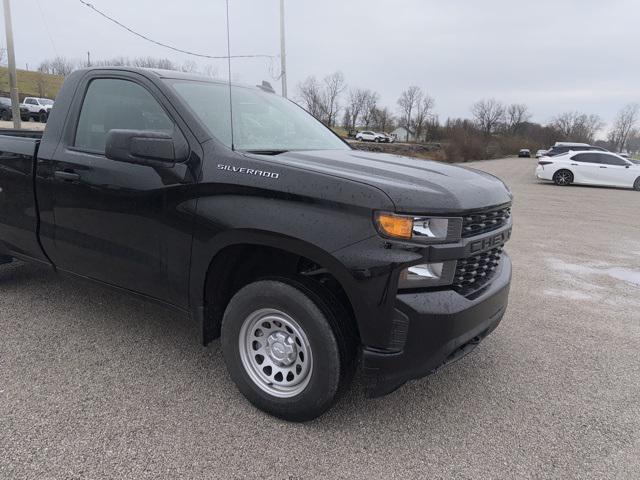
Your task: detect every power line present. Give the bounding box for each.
[35,0,59,57]
[77,0,277,60]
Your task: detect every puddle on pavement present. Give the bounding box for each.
[549,259,640,288]
[544,258,640,306]
[606,268,640,287]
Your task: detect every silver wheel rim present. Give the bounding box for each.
[556,172,570,185]
[239,308,313,398]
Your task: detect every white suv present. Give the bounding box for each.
[355,131,387,143]
[21,97,54,122]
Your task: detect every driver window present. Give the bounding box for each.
[75,78,174,153]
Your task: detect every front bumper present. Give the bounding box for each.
[362,252,512,397]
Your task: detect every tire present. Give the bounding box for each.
[553,169,573,186]
[39,111,48,123]
[221,279,355,421]
[634,177,640,191]
[1,110,10,121]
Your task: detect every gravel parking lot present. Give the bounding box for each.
[1,157,639,479]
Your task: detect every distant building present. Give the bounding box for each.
[391,126,414,142]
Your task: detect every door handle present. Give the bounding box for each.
[571,163,578,165]
[599,166,607,169]
[54,170,80,181]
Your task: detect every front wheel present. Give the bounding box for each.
[553,169,573,186]
[1,110,10,121]
[634,177,640,191]
[221,279,354,421]
[39,112,48,123]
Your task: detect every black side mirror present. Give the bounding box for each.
[105,129,189,166]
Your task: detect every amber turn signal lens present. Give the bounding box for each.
[376,213,413,239]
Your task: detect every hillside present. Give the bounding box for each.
[0,66,64,100]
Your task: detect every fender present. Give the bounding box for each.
[189,225,405,348]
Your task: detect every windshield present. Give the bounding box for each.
[630,158,639,165]
[40,99,54,105]
[168,80,348,153]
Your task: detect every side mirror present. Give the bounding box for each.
[105,129,189,166]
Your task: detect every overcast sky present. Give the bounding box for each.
[5,0,640,131]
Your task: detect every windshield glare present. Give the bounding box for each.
[169,80,348,152]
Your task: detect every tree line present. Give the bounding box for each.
[35,56,640,161]
[295,70,640,160]
[37,55,219,79]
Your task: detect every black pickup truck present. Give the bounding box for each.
[0,67,512,421]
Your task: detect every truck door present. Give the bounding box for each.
[36,73,200,309]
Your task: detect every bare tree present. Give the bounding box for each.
[360,90,379,129]
[397,86,422,130]
[608,103,640,152]
[296,76,324,120]
[39,56,77,76]
[347,88,368,131]
[626,128,640,155]
[181,60,198,73]
[371,106,395,132]
[202,64,220,79]
[38,60,52,74]
[551,111,604,144]
[412,94,435,141]
[506,103,531,132]
[132,57,176,70]
[471,99,505,136]
[320,71,346,127]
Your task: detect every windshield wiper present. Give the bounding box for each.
[244,149,289,156]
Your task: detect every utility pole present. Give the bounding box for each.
[87,51,91,67]
[3,0,20,128]
[279,0,287,98]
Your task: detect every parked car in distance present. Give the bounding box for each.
[536,150,640,190]
[544,142,607,157]
[381,132,395,143]
[536,149,548,158]
[0,66,514,421]
[0,97,28,122]
[20,97,54,122]
[356,130,387,142]
[518,149,531,158]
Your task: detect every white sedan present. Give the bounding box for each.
[355,131,386,142]
[536,151,640,190]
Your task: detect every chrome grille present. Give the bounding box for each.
[453,245,504,295]
[461,204,511,238]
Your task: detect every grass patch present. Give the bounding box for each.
[331,126,349,138]
[0,66,64,100]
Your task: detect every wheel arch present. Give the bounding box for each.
[190,229,362,346]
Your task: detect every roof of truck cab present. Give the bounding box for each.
[73,66,254,88]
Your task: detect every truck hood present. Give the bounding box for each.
[249,149,512,213]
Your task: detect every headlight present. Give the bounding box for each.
[398,261,456,289]
[374,212,462,243]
